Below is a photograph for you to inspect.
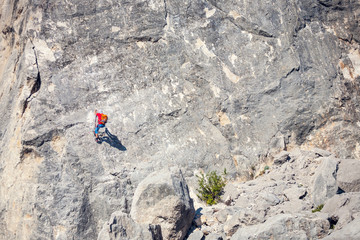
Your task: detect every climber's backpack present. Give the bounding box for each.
[99,114,108,125]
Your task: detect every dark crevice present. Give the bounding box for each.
[225,16,275,39]
[21,45,42,116]
[22,123,79,147]
[318,1,332,8]
[149,224,163,240]
[336,187,345,194]
[163,0,168,22]
[12,0,20,18]
[327,215,339,229]
[261,66,300,96]
[22,72,41,115]
[262,80,282,95]
[1,26,15,35]
[206,0,275,38]
[21,100,28,116]
[32,45,41,80]
[337,34,353,44]
[159,108,182,119]
[121,35,163,44]
[257,29,275,38]
[16,147,40,168]
[206,0,225,13]
[1,25,16,47]
[13,50,22,73]
[17,147,35,167]
[258,64,301,100]
[332,161,339,179]
[282,66,300,79]
[299,191,308,200]
[318,0,347,10]
[339,197,350,207]
[31,71,41,95]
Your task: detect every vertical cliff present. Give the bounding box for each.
[0,0,359,239]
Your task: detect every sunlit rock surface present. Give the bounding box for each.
[0,0,359,239]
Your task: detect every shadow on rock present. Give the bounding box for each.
[185,207,203,238]
[97,128,126,151]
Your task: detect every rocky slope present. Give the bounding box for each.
[0,0,359,239]
[187,148,360,239]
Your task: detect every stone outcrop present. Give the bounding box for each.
[311,157,339,206]
[98,168,194,240]
[337,159,360,192]
[187,148,360,239]
[322,217,360,240]
[97,211,159,240]
[322,193,360,230]
[230,214,330,240]
[130,168,195,240]
[0,0,360,239]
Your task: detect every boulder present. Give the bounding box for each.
[311,157,339,206]
[97,211,159,240]
[195,207,217,227]
[223,208,265,237]
[322,217,360,240]
[337,159,360,192]
[273,151,291,165]
[276,200,311,215]
[258,192,282,207]
[206,232,225,240]
[193,209,203,228]
[230,214,329,240]
[284,187,307,202]
[186,229,204,240]
[214,208,238,224]
[312,148,334,158]
[222,183,241,203]
[130,168,195,240]
[322,192,360,230]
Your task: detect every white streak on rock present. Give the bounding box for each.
[205,8,216,18]
[195,38,216,58]
[222,63,240,83]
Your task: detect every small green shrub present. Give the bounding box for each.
[312,204,324,213]
[196,169,227,205]
[259,165,270,176]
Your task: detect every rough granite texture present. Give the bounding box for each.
[0,0,360,239]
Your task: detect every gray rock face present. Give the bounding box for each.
[322,217,360,240]
[337,159,360,192]
[130,168,195,240]
[223,208,265,237]
[273,151,291,165]
[311,157,339,206]
[205,232,225,240]
[1,0,360,239]
[190,148,360,238]
[322,192,360,230]
[97,211,158,240]
[284,187,308,202]
[186,230,204,240]
[230,214,330,240]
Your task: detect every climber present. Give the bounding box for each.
[94,109,108,140]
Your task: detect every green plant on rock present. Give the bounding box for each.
[312,204,324,213]
[196,169,227,206]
